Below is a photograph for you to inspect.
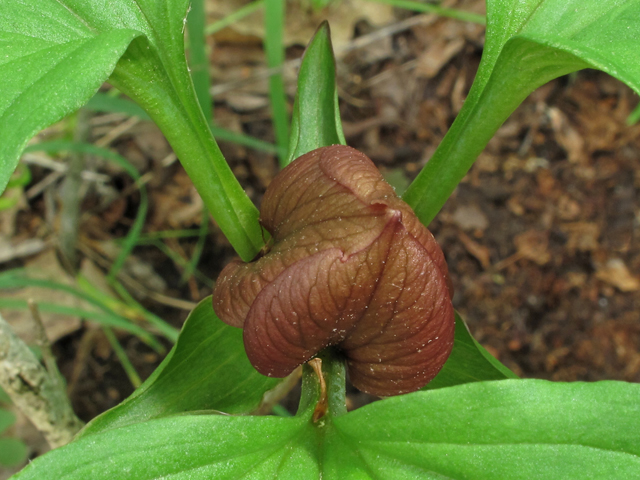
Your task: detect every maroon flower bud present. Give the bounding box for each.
[213,145,454,396]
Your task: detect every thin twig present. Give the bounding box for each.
[94,116,140,148]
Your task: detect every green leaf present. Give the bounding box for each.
[2,0,264,261]
[0,408,16,434]
[404,0,640,225]
[424,311,517,390]
[13,414,318,480]
[0,438,27,468]
[0,6,139,193]
[328,380,640,479]
[13,380,640,479]
[0,409,26,468]
[79,297,281,437]
[286,21,346,166]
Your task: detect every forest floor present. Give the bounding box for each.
[2,0,639,476]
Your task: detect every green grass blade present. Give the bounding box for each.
[102,326,142,388]
[85,93,152,120]
[149,239,214,287]
[264,0,290,165]
[368,0,485,24]
[209,126,283,155]
[180,207,209,285]
[108,184,147,282]
[627,103,640,126]
[24,141,138,186]
[0,269,172,349]
[187,0,214,123]
[205,0,265,36]
[0,299,161,351]
[130,229,203,243]
[76,275,179,343]
[110,281,183,341]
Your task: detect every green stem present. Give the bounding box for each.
[321,349,347,418]
[297,349,347,420]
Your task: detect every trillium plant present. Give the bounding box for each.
[2,0,640,478]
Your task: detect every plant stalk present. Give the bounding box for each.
[297,349,347,421]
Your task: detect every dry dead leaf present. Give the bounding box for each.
[0,238,46,264]
[560,222,600,253]
[95,241,167,294]
[150,169,204,229]
[548,106,586,164]
[458,231,491,269]
[595,258,640,292]
[451,204,489,231]
[416,37,465,79]
[225,93,270,112]
[514,230,551,265]
[1,249,82,343]
[209,0,394,52]
[556,194,581,220]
